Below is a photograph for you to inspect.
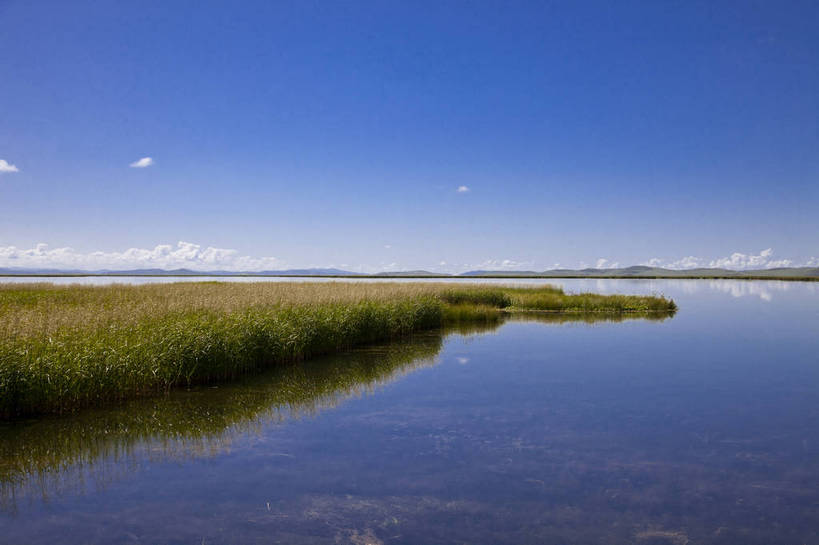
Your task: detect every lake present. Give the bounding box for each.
[1,279,818,544]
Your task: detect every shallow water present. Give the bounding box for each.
[1,279,818,544]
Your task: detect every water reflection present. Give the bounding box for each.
[0,312,672,512]
[647,279,803,301]
[2,290,818,544]
[2,275,816,304]
[551,278,817,301]
[0,334,445,511]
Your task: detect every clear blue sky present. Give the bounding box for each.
[1,0,817,272]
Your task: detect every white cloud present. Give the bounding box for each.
[456,185,470,193]
[644,255,706,270]
[0,241,281,271]
[383,244,392,249]
[708,248,793,270]
[474,258,533,270]
[808,257,819,267]
[669,256,704,269]
[595,258,620,269]
[0,159,19,173]
[644,249,805,271]
[129,157,154,168]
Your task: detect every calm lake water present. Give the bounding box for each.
[1,279,818,544]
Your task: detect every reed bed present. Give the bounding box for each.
[0,282,675,417]
[503,287,677,313]
[0,334,445,508]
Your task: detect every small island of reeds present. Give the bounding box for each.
[0,282,676,417]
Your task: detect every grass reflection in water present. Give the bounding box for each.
[0,311,672,512]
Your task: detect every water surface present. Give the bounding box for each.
[1,279,818,544]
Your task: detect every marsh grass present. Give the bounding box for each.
[0,333,446,509]
[0,282,675,417]
[504,287,678,313]
[0,311,675,509]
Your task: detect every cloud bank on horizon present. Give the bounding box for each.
[0,242,280,272]
[641,248,807,270]
[0,243,816,273]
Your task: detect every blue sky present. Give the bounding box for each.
[1,0,817,272]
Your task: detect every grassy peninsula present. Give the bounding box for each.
[0,282,675,417]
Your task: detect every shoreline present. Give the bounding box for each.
[0,274,816,282]
[0,283,676,418]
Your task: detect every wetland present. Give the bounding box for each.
[0,279,817,544]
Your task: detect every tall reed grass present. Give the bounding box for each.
[0,282,675,417]
[0,333,445,508]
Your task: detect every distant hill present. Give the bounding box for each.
[0,267,363,276]
[256,268,365,276]
[1,266,817,279]
[458,267,819,279]
[373,270,445,277]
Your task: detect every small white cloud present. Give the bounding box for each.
[642,256,704,270]
[129,157,154,168]
[595,258,619,269]
[456,357,470,365]
[456,185,470,193]
[0,159,19,173]
[383,244,392,249]
[668,256,703,269]
[474,258,533,270]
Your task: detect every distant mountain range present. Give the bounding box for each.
[458,265,819,279]
[0,267,365,276]
[1,265,818,279]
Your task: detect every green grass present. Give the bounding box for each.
[0,282,676,417]
[0,333,446,506]
[504,287,678,313]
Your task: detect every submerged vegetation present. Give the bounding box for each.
[0,282,675,417]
